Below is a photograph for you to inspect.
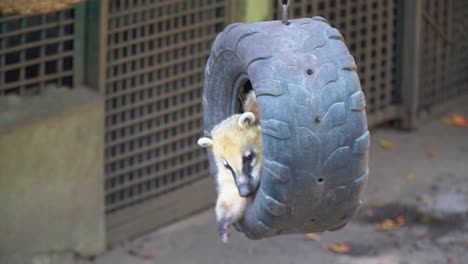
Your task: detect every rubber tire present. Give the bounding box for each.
[203,17,369,239]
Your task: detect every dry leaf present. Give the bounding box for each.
[447,258,455,264]
[420,215,433,224]
[326,243,352,254]
[427,150,438,158]
[417,195,426,203]
[128,248,155,260]
[396,215,406,225]
[441,117,453,125]
[305,233,321,241]
[442,114,468,127]
[369,201,384,208]
[407,172,416,181]
[452,114,468,127]
[378,219,398,231]
[379,139,395,150]
[378,215,406,231]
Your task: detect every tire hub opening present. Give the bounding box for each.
[234,79,253,113]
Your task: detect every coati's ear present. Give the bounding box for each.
[197,137,213,148]
[238,112,256,128]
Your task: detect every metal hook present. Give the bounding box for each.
[278,0,290,25]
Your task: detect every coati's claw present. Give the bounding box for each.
[221,233,230,243]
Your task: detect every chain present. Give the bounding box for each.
[278,0,290,25]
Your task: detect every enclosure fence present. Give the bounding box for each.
[1,0,467,244]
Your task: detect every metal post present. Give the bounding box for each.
[400,0,423,129]
[84,0,108,94]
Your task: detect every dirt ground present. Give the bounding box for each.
[89,102,468,264]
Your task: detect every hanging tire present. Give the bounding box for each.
[202,17,369,239]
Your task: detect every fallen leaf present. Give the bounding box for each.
[407,172,416,181]
[442,114,468,127]
[396,215,406,225]
[452,114,468,127]
[326,243,352,254]
[377,219,399,231]
[379,139,395,150]
[417,195,426,203]
[441,117,453,125]
[128,248,155,260]
[305,233,321,241]
[369,201,384,208]
[368,201,385,208]
[420,215,433,224]
[447,258,455,264]
[377,217,406,231]
[427,150,438,158]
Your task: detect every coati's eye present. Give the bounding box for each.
[222,160,231,168]
[243,151,255,162]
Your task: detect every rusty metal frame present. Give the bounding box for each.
[400,0,423,128]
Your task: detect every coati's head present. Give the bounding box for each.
[198,112,262,197]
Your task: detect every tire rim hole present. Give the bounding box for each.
[306,69,313,75]
[236,79,254,113]
[309,218,317,222]
[314,116,321,124]
[317,178,324,183]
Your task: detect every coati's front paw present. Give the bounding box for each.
[217,218,231,243]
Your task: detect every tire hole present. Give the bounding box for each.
[236,80,253,113]
[317,178,324,183]
[309,218,316,222]
[314,116,321,124]
[307,69,313,75]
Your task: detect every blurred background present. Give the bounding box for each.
[1,0,467,263]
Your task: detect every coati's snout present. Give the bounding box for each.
[237,182,256,197]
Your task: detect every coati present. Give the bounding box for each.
[197,91,262,243]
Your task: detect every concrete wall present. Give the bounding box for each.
[0,87,105,263]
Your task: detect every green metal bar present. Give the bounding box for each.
[74,3,86,88]
[84,0,107,94]
[18,18,26,94]
[0,20,4,92]
[57,11,65,81]
[39,15,46,93]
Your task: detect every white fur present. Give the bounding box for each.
[197,137,213,148]
[237,112,255,128]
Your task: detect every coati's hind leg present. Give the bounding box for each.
[215,188,248,243]
[215,197,234,243]
[217,217,231,243]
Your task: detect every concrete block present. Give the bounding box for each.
[0,87,105,262]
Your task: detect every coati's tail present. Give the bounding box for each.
[217,218,231,243]
[243,91,259,122]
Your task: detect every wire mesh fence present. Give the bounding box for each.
[273,0,401,126]
[0,7,84,95]
[101,0,228,242]
[1,0,467,244]
[418,0,468,113]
